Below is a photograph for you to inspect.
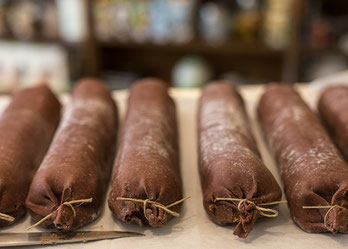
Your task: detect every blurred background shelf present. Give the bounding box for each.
[99,39,285,83]
[93,0,303,88]
[1,0,348,91]
[99,40,283,57]
[0,36,63,45]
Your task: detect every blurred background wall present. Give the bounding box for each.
[0,0,348,92]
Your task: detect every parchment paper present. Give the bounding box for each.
[1,85,347,248]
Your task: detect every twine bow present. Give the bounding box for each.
[0,212,15,223]
[215,198,287,218]
[303,204,345,228]
[27,198,93,230]
[116,196,190,220]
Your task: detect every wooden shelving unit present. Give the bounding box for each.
[88,0,306,86]
[0,0,308,88]
[99,40,283,57]
[98,39,285,83]
[298,0,348,81]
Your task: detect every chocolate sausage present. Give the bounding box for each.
[25,79,118,231]
[258,83,348,233]
[0,85,61,228]
[318,85,348,160]
[198,82,282,238]
[108,78,182,227]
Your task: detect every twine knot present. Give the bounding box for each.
[303,204,345,229]
[215,198,287,218]
[116,196,190,220]
[27,198,93,230]
[0,212,15,223]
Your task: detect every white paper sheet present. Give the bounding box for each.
[1,85,348,248]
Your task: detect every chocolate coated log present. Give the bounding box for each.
[0,85,61,228]
[26,79,118,231]
[258,84,348,233]
[318,85,348,160]
[108,78,182,227]
[198,82,282,238]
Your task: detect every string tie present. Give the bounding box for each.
[0,212,15,223]
[27,198,93,230]
[303,204,344,228]
[116,196,191,220]
[216,198,287,218]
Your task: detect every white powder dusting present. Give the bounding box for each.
[59,99,114,131]
[199,97,259,171]
[40,98,116,169]
[264,93,344,179]
[118,101,177,171]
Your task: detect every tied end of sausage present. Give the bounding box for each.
[293,182,348,234]
[325,206,348,234]
[108,193,181,228]
[0,183,27,228]
[205,197,260,238]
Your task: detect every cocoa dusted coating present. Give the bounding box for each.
[318,85,348,160]
[198,82,282,238]
[108,78,182,227]
[25,79,118,231]
[258,83,348,234]
[0,85,61,228]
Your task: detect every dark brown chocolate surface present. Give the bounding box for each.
[0,85,61,228]
[318,85,348,160]
[25,79,118,231]
[108,78,182,227]
[258,83,348,234]
[198,82,282,238]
